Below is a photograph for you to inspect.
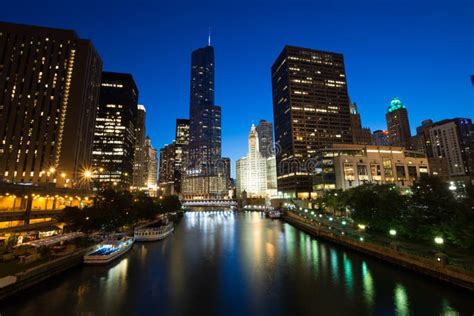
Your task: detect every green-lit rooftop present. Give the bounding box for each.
[387,97,406,113]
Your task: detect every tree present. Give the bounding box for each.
[345,184,406,233]
[160,195,182,212]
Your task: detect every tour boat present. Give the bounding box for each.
[268,210,281,219]
[83,235,134,264]
[134,222,174,241]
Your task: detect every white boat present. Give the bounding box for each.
[268,210,281,219]
[134,222,174,241]
[84,236,134,264]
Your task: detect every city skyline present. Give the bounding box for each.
[2,0,473,172]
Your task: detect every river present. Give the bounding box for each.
[1,211,472,315]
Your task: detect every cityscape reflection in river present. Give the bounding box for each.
[1,211,472,315]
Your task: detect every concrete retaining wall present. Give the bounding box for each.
[284,213,474,291]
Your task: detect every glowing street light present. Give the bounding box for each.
[389,229,397,236]
[83,170,92,179]
[434,237,444,245]
[49,167,56,174]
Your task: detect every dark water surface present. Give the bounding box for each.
[1,211,473,315]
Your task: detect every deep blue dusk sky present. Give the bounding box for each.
[2,0,473,174]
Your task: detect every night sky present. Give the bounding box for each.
[2,0,473,174]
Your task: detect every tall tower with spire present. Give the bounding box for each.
[182,39,227,199]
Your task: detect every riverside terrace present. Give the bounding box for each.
[0,182,94,235]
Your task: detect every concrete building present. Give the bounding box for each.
[92,72,138,189]
[236,124,277,198]
[271,46,353,199]
[0,22,102,188]
[386,97,411,147]
[312,144,429,192]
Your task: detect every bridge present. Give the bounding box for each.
[181,200,238,208]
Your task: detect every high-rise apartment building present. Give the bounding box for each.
[350,102,372,145]
[386,97,411,147]
[132,104,148,190]
[0,22,102,187]
[271,45,352,198]
[429,118,474,183]
[182,44,227,199]
[92,72,138,189]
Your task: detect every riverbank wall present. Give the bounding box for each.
[0,246,94,301]
[283,212,474,291]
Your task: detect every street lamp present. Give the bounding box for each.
[389,229,397,236]
[434,237,444,245]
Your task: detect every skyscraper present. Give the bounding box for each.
[386,97,411,147]
[132,104,148,190]
[271,45,352,198]
[429,118,474,183]
[145,136,158,195]
[236,124,277,198]
[255,120,274,158]
[0,22,102,187]
[182,43,227,199]
[174,118,190,194]
[372,130,389,146]
[350,102,372,145]
[92,72,138,189]
[158,142,176,195]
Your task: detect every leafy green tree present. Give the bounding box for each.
[345,184,406,233]
[160,195,182,212]
[318,189,347,215]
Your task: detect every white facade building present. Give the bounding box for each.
[236,124,277,198]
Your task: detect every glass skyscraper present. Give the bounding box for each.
[182,44,227,199]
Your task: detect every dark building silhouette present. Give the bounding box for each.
[256,120,274,158]
[372,130,389,146]
[0,22,102,187]
[183,44,227,199]
[386,97,411,147]
[92,72,138,188]
[350,102,372,145]
[271,45,352,198]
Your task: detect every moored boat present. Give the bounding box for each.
[268,210,281,219]
[84,235,134,264]
[134,222,174,241]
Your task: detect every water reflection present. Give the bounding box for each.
[1,211,472,316]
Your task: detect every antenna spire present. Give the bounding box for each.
[208,27,211,46]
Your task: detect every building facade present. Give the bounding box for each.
[372,130,389,146]
[182,44,228,199]
[312,144,429,192]
[386,97,411,147]
[158,142,176,196]
[350,102,372,145]
[236,124,277,198]
[255,119,274,158]
[145,136,158,196]
[271,45,353,198]
[132,104,148,190]
[174,118,190,194]
[92,72,138,189]
[429,118,474,184]
[0,22,102,188]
